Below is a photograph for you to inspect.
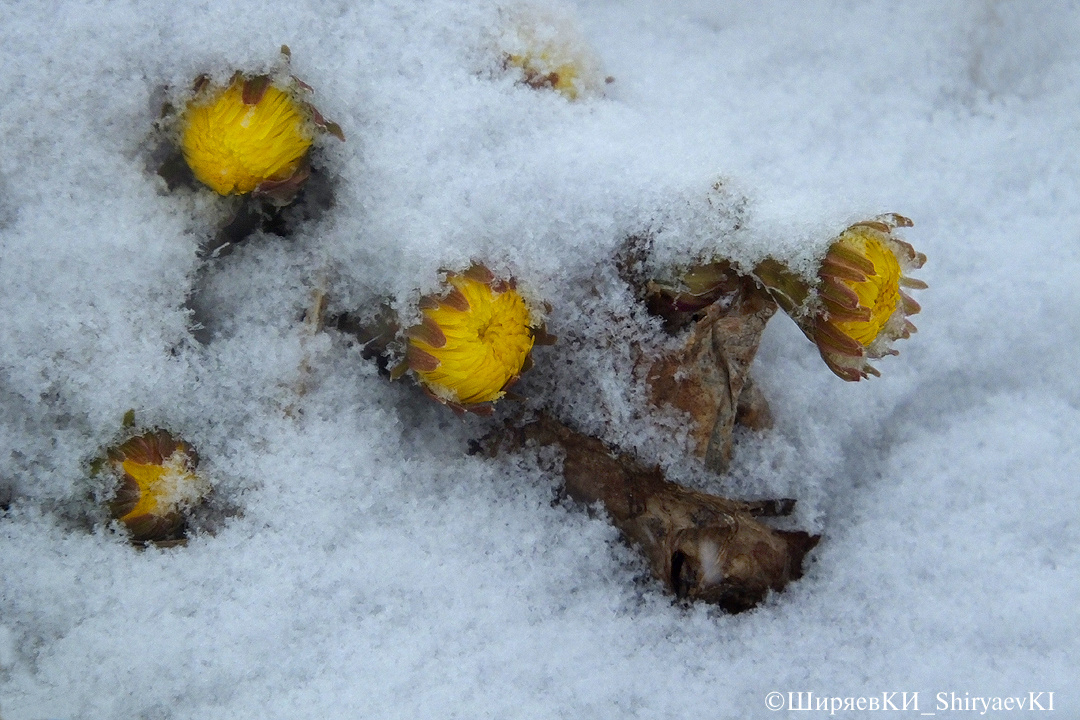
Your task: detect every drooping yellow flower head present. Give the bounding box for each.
[399,266,538,412]
[812,215,927,381]
[752,214,926,381]
[180,75,313,196]
[105,429,209,543]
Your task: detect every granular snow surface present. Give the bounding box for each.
[1,1,1077,718]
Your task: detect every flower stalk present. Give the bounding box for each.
[643,265,777,473]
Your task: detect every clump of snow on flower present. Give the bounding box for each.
[1,0,1079,717]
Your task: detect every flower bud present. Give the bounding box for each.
[501,9,607,100]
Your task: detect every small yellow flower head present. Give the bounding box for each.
[105,429,209,543]
[501,8,607,101]
[398,266,540,414]
[180,74,313,196]
[174,52,344,204]
[812,214,927,381]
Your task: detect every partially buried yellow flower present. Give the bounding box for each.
[395,266,542,414]
[179,63,342,202]
[105,429,209,543]
[507,48,591,101]
[501,8,607,101]
[811,215,926,381]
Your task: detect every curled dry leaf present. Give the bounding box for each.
[482,414,818,612]
[643,266,778,474]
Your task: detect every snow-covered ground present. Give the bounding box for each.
[1,1,1077,717]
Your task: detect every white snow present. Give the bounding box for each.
[1,0,1077,717]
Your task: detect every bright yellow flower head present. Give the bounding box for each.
[813,215,927,381]
[106,430,209,543]
[401,267,537,411]
[180,76,313,196]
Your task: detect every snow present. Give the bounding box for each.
[1,0,1078,717]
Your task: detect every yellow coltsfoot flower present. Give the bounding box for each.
[756,214,927,381]
[104,429,208,543]
[178,49,343,203]
[812,215,926,381]
[394,265,548,415]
